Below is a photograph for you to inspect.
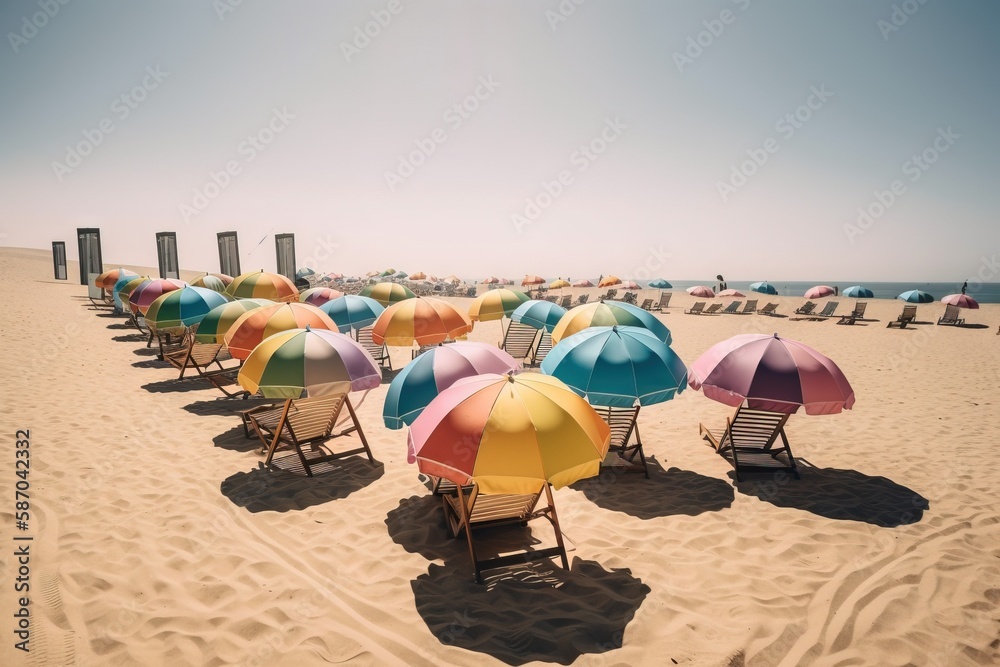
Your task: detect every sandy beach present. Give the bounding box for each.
[2,246,999,666]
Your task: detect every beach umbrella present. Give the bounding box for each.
[549,279,571,289]
[842,285,873,298]
[145,286,231,332]
[483,276,499,284]
[686,285,715,298]
[407,373,611,494]
[410,271,427,281]
[361,281,416,307]
[195,298,275,343]
[383,342,522,429]
[468,288,530,322]
[427,275,439,283]
[442,275,462,285]
[345,276,359,283]
[804,285,836,299]
[95,267,139,290]
[749,281,779,295]
[498,278,514,285]
[521,275,545,286]
[328,272,344,281]
[190,274,229,293]
[381,268,396,277]
[371,297,473,346]
[688,333,855,415]
[542,326,687,407]
[238,327,382,399]
[619,280,640,289]
[112,273,147,310]
[227,270,298,303]
[394,271,408,279]
[941,294,979,309]
[295,267,317,281]
[552,301,671,345]
[572,279,594,287]
[648,279,672,289]
[366,270,381,278]
[129,278,187,315]
[299,287,345,307]
[317,295,385,333]
[717,289,745,297]
[225,302,338,360]
[599,276,622,287]
[897,289,934,303]
[511,300,567,332]
[116,276,151,309]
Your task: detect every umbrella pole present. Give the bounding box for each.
[543,483,570,570]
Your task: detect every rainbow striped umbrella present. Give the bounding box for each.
[300,287,345,307]
[128,278,187,315]
[552,301,671,345]
[225,302,338,360]
[511,300,567,332]
[190,274,229,293]
[318,295,385,333]
[194,299,275,344]
[372,298,473,346]
[361,281,416,307]
[238,328,382,399]
[95,268,139,290]
[145,287,232,332]
[468,288,530,322]
[227,270,298,302]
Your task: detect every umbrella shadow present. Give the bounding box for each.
[733,461,928,527]
[220,458,383,513]
[142,378,215,394]
[569,456,734,520]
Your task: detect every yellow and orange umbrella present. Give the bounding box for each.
[468,288,530,322]
[371,297,473,346]
[598,275,622,287]
[95,268,139,290]
[549,279,570,289]
[361,281,416,307]
[224,302,338,359]
[226,270,298,302]
[410,271,427,281]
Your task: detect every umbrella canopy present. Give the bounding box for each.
[842,285,874,298]
[410,271,427,281]
[113,273,148,310]
[299,287,345,307]
[128,278,187,315]
[318,295,385,333]
[295,267,317,280]
[541,326,687,407]
[686,285,715,298]
[407,373,611,494]
[941,293,979,309]
[381,268,396,276]
[572,279,594,287]
[749,281,779,295]
[394,271,408,279]
[549,279,571,289]
[366,270,381,278]
[145,286,231,331]
[372,298,473,346]
[898,289,934,303]
[552,301,671,345]
[194,298,275,344]
[95,268,139,290]
[521,275,545,286]
[238,327,382,399]
[688,333,855,415]
[511,300,567,332]
[497,278,514,285]
[598,276,622,287]
[804,285,836,299]
[483,276,499,284]
[227,270,298,302]
[360,281,416,307]
[648,279,672,289]
[383,342,522,429]
[224,302,338,360]
[619,280,640,289]
[717,289,745,297]
[190,274,229,293]
[468,288,530,322]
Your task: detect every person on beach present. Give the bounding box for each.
[962,281,968,294]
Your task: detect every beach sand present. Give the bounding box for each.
[2,247,998,666]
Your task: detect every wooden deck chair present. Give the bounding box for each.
[839,302,870,326]
[652,292,672,311]
[577,294,590,305]
[622,292,637,305]
[699,406,798,482]
[736,299,758,315]
[248,393,374,477]
[443,482,569,584]
[594,405,647,477]
[205,367,252,400]
[500,321,540,361]
[937,305,965,326]
[602,289,618,301]
[530,329,553,366]
[758,302,779,316]
[639,298,654,311]
[356,326,393,371]
[794,301,817,315]
[721,301,741,314]
[152,328,186,360]
[559,295,572,308]
[703,303,723,314]
[162,332,234,379]
[813,301,840,318]
[544,294,558,303]
[685,302,706,315]
[885,303,914,328]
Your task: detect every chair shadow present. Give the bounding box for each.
[112,333,146,343]
[106,322,136,330]
[734,461,928,527]
[220,458,383,513]
[213,425,261,452]
[570,456,734,520]
[183,397,274,417]
[132,347,159,357]
[956,323,990,330]
[132,359,169,369]
[142,378,216,394]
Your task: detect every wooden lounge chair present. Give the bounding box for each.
[937,305,965,326]
[530,329,553,366]
[652,292,672,311]
[639,298,654,311]
[544,295,558,303]
[247,393,375,477]
[356,326,392,371]
[576,294,590,306]
[734,299,757,315]
[443,482,569,584]
[838,302,869,326]
[594,405,647,477]
[206,367,252,400]
[559,295,572,308]
[499,321,540,361]
[602,289,618,301]
[885,303,915,328]
[162,333,236,380]
[699,406,798,482]
[794,301,817,315]
[685,302,706,315]
[758,302,779,316]
[721,301,741,314]
[703,303,723,314]
[622,292,637,305]
[813,301,840,319]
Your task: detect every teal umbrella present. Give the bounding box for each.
[112,271,141,310]
[541,326,687,407]
[648,279,672,289]
[295,267,317,280]
[842,285,873,298]
[749,281,778,295]
[318,295,385,333]
[511,300,567,332]
[898,289,934,303]
[145,286,232,331]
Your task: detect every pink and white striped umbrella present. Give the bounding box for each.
[686,285,715,298]
[941,294,979,309]
[804,285,836,299]
[717,289,745,297]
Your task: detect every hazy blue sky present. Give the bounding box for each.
[1,1,997,281]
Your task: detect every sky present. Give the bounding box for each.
[1,1,998,282]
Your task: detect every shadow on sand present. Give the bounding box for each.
[221,457,383,513]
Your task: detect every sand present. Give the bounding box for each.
[1,246,998,666]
